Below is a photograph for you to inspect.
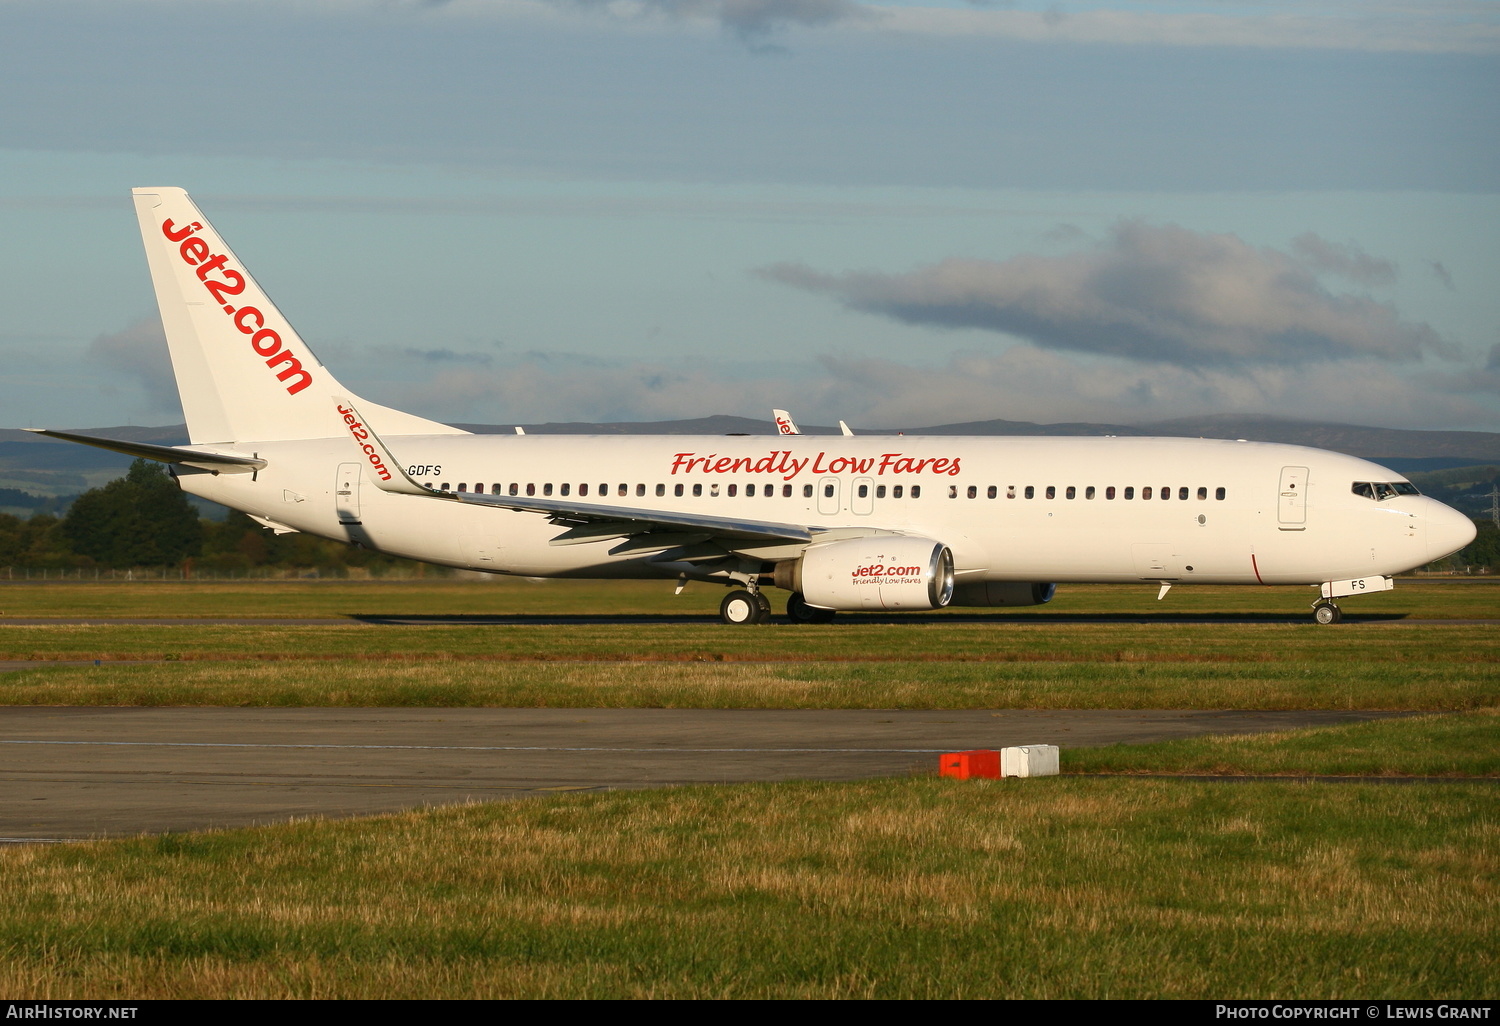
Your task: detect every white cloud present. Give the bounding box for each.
[370,343,1500,432]
[865,4,1500,55]
[760,221,1446,367]
[1291,233,1397,287]
[38,0,1494,52]
[85,316,180,418]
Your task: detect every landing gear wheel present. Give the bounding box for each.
[752,591,773,624]
[1312,601,1342,625]
[720,590,761,625]
[786,591,836,624]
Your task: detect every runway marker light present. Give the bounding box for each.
[939,749,1000,780]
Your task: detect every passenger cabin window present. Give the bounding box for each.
[727,484,737,497]
[457,483,467,492]
[526,483,535,496]
[543,483,553,496]
[1124,487,1134,499]
[1142,487,1151,499]
[1216,487,1226,500]
[1179,487,1189,500]
[804,485,813,498]
[823,484,835,498]
[693,484,703,497]
[674,484,684,497]
[877,485,887,499]
[1065,486,1076,499]
[911,485,922,498]
[949,485,958,499]
[509,483,518,496]
[580,483,589,496]
[710,483,720,497]
[1197,487,1208,500]
[783,485,792,498]
[1160,486,1170,500]
[1045,486,1056,499]
[636,484,645,497]
[746,483,755,497]
[1025,486,1035,499]
[860,484,871,499]
[1106,486,1115,499]
[987,485,997,499]
[656,484,666,497]
[1006,485,1016,499]
[441,482,450,492]
[1085,486,1095,499]
[618,484,628,497]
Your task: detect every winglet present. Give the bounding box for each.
[333,397,437,496]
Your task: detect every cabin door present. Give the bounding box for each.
[1277,466,1308,530]
[335,463,362,524]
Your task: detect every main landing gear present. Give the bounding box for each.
[718,588,836,625]
[720,589,773,625]
[1312,600,1343,625]
[785,591,836,625]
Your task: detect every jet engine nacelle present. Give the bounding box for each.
[775,537,955,611]
[950,581,1057,607]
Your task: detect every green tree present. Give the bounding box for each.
[1458,520,1499,572]
[61,460,202,567]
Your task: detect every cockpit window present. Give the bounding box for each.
[1353,481,1420,501]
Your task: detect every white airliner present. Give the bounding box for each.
[32,189,1477,625]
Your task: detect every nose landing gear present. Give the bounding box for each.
[1312,600,1342,625]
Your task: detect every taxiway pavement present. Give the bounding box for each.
[1,706,1412,841]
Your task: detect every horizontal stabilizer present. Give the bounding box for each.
[23,429,266,473]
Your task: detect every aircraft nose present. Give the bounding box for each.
[1426,500,1477,563]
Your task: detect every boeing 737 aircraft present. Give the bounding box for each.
[31,189,1477,624]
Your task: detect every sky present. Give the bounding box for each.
[1,0,1497,433]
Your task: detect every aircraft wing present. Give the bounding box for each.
[451,490,812,544]
[23,429,267,473]
[339,398,812,547]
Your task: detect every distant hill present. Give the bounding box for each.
[4,417,1499,502]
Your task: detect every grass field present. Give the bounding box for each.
[0,581,1493,710]
[0,649,1494,710]
[0,578,1494,998]
[2,776,1493,999]
[1070,708,1499,776]
[2,577,1498,620]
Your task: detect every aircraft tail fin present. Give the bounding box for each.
[773,409,801,435]
[131,188,466,444]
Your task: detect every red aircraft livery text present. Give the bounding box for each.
[162,217,313,396]
[670,450,962,481]
[337,405,394,481]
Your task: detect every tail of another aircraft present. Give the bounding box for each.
[132,188,464,444]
